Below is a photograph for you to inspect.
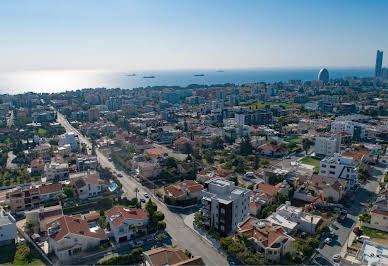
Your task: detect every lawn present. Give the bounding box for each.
[37,128,47,137]
[287,138,303,144]
[361,226,388,239]
[300,156,321,173]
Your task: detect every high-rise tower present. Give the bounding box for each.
[375,50,383,77]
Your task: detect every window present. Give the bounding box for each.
[330,165,336,169]
[321,164,326,168]
[321,170,326,174]
[329,171,335,175]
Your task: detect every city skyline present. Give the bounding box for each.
[1,0,388,71]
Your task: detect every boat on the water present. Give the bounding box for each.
[194,74,205,77]
[127,73,136,76]
[143,76,155,79]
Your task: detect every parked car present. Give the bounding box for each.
[117,173,123,177]
[329,231,335,238]
[357,235,371,243]
[130,240,144,247]
[144,193,149,198]
[324,238,332,244]
[140,198,146,203]
[332,254,341,262]
[353,227,362,236]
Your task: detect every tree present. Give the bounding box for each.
[182,143,193,154]
[63,185,75,198]
[145,199,157,216]
[211,137,224,150]
[239,137,253,156]
[359,211,371,223]
[358,165,370,180]
[157,221,166,231]
[25,221,35,235]
[134,188,139,202]
[302,138,312,155]
[157,233,167,246]
[165,157,177,169]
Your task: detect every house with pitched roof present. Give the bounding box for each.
[106,207,148,243]
[258,143,288,157]
[238,217,295,263]
[143,247,204,266]
[47,215,107,261]
[164,180,204,201]
[70,171,106,200]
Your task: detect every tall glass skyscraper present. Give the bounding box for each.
[375,50,383,77]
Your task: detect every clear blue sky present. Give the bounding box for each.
[1,0,387,71]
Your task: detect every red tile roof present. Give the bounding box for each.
[255,183,279,196]
[371,208,388,216]
[47,215,103,241]
[165,185,186,198]
[106,207,148,228]
[39,183,62,195]
[31,158,44,167]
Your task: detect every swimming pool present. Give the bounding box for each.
[109,183,118,192]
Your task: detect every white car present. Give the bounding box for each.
[144,193,149,198]
[332,254,341,262]
[324,237,332,244]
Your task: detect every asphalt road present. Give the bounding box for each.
[315,161,385,265]
[57,112,228,266]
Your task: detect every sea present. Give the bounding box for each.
[0,68,374,95]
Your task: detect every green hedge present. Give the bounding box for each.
[63,196,114,215]
[98,247,143,265]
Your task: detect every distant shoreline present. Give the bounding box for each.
[0,67,374,95]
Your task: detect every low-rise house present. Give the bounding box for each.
[31,143,52,162]
[70,171,106,200]
[164,180,204,201]
[267,202,322,234]
[39,183,63,201]
[137,161,161,179]
[106,207,148,243]
[47,215,106,261]
[311,174,348,202]
[145,147,168,162]
[250,191,273,216]
[254,183,280,197]
[143,247,205,266]
[25,205,63,233]
[173,137,194,152]
[0,211,17,246]
[58,132,80,152]
[31,158,45,175]
[238,217,295,263]
[258,143,288,157]
[358,240,388,266]
[57,144,71,157]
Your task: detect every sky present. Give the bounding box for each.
[1,0,388,71]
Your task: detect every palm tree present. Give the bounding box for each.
[134,188,139,201]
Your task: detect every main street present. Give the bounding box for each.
[56,112,228,265]
[314,159,386,265]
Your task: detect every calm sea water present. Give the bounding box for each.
[0,68,373,94]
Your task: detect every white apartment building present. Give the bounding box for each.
[58,132,80,152]
[267,202,322,234]
[45,161,69,182]
[314,134,341,157]
[201,178,250,236]
[0,211,17,246]
[331,120,367,139]
[319,153,358,188]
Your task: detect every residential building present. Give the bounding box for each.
[58,132,80,152]
[267,202,322,234]
[106,207,148,243]
[310,175,348,202]
[0,211,17,246]
[201,178,250,235]
[319,153,358,188]
[39,183,63,201]
[258,143,288,157]
[143,247,204,266]
[45,161,69,182]
[331,120,367,140]
[314,134,341,157]
[9,187,40,212]
[137,161,161,180]
[88,108,99,122]
[76,155,98,171]
[164,180,204,200]
[238,217,294,263]
[359,240,388,266]
[31,158,45,175]
[25,205,63,233]
[173,137,194,152]
[47,215,106,261]
[70,171,106,200]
